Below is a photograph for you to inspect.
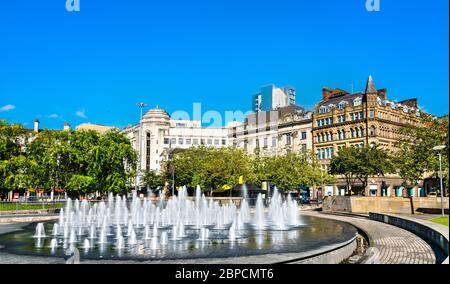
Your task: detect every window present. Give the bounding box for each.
[326,133,329,141]
[355,128,359,137]
[272,137,277,148]
[186,138,191,145]
[222,139,226,146]
[214,139,219,146]
[286,134,292,145]
[351,128,355,138]
[170,138,176,145]
[330,147,334,158]
[359,111,364,119]
[176,123,187,128]
[351,113,355,121]
[342,130,346,139]
[317,135,321,143]
[321,149,325,160]
[264,138,268,148]
[326,148,330,159]
[302,144,307,152]
[317,150,320,160]
[319,106,327,114]
[338,130,341,140]
[301,131,307,140]
[370,126,376,137]
[164,138,170,145]
[353,97,362,107]
[338,101,347,110]
[317,120,321,127]
[178,138,184,145]
[321,133,325,142]
[369,110,375,119]
[201,139,206,145]
[330,132,333,141]
[360,127,364,137]
[193,138,199,145]
[207,139,213,145]
[342,115,346,123]
[330,117,333,125]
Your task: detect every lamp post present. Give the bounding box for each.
[433,145,446,216]
[136,102,148,194]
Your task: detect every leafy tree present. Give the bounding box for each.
[142,170,165,191]
[329,147,363,193]
[395,116,449,188]
[66,175,96,196]
[329,146,394,194]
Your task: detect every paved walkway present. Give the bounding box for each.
[302,211,439,264]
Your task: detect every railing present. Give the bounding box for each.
[0,201,65,216]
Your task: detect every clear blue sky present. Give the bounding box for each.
[1,0,448,129]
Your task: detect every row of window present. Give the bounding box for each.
[316,126,377,143]
[163,137,227,146]
[317,147,335,160]
[317,112,364,127]
[316,143,365,160]
[318,98,363,114]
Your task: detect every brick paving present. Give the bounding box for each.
[301,211,438,264]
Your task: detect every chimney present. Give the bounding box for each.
[34,119,40,133]
[322,87,332,101]
[63,122,70,131]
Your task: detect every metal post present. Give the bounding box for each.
[439,152,444,216]
[172,165,175,197]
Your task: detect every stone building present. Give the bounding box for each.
[121,107,229,179]
[313,76,424,197]
[228,105,313,157]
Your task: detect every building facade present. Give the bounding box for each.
[121,107,229,176]
[228,105,313,157]
[313,76,424,196]
[252,84,296,112]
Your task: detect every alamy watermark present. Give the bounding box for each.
[66,0,80,12]
[366,0,381,12]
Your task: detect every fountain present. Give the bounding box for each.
[128,229,137,245]
[0,185,357,262]
[34,223,46,238]
[50,238,58,249]
[52,223,59,236]
[198,227,209,241]
[83,239,90,249]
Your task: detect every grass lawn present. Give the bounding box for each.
[0,202,65,211]
[430,216,449,227]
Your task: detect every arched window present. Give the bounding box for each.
[351,128,355,138]
[321,133,325,142]
[337,130,341,140]
[326,133,329,141]
[342,129,346,139]
[355,128,359,137]
[330,132,333,141]
[370,126,376,137]
[360,127,364,137]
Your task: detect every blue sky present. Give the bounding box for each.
[0,0,448,129]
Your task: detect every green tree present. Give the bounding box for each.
[395,116,449,188]
[142,170,165,191]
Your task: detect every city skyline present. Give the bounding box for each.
[1,0,449,129]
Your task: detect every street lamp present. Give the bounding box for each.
[136,102,148,194]
[433,145,446,216]
[319,167,326,204]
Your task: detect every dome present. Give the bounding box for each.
[141,106,170,123]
